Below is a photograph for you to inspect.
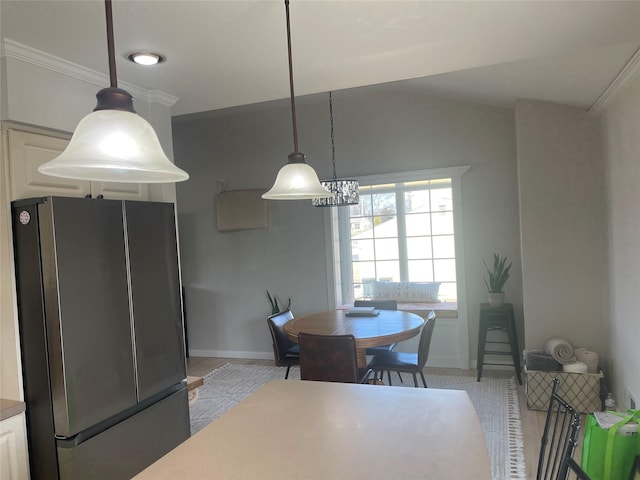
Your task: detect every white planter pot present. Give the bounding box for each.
[488,292,505,307]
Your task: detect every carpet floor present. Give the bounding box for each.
[189,363,525,480]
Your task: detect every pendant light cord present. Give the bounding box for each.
[329,92,338,181]
[285,0,299,152]
[104,0,118,88]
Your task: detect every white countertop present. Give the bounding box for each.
[134,380,491,479]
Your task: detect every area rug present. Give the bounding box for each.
[189,363,526,480]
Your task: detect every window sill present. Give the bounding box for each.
[339,302,458,318]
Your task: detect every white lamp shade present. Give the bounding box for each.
[38,110,189,183]
[262,162,334,200]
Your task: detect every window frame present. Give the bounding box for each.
[325,166,469,308]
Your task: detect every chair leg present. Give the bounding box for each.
[419,371,428,388]
[359,368,372,384]
[412,373,418,387]
[284,365,291,379]
[387,370,393,386]
[397,372,403,383]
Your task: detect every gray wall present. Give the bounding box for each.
[172,89,523,362]
[602,75,640,408]
[515,100,608,359]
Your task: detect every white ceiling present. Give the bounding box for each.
[1,1,639,117]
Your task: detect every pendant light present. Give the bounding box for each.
[262,0,333,200]
[312,92,359,207]
[38,0,189,183]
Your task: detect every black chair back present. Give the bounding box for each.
[417,310,437,368]
[354,300,398,310]
[537,378,585,480]
[299,333,360,383]
[267,310,298,376]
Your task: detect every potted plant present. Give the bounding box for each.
[483,253,511,307]
[266,290,292,315]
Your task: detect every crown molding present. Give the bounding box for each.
[590,46,640,116]
[2,39,178,108]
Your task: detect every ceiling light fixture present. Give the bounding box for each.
[38,0,188,183]
[262,0,333,201]
[312,92,359,207]
[127,52,166,66]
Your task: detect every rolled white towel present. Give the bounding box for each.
[563,361,588,374]
[575,348,599,373]
[545,338,576,364]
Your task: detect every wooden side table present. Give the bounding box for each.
[476,303,522,384]
[187,376,204,405]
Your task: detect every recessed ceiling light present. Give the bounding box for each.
[127,52,166,66]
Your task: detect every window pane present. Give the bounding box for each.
[430,184,453,212]
[353,262,376,285]
[353,284,364,300]
[438,282,457,302]
[373,217,398,237]
[351,218,373,238]
[351,239,374,261]
[432,235,455,258]
[434,259,456,281]
[431,211,454,235]
[372,193,396,217]
[406,237,432,259]
[361,277,376,299]
[374,238,399,260]
[408,260,434,282]
[375,261,400,282]
[405,190,430,213]
[351,195,372,217]
[406,213,431,236]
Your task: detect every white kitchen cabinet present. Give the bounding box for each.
[0,412,30,480]
[7,129,148,201]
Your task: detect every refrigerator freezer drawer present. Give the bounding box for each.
[56,387,190,480]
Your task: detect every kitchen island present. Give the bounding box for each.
[133,379,491,479]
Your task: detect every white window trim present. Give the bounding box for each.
[322,165,471,369]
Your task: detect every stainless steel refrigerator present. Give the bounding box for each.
[11,196,190,480]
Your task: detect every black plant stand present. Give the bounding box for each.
[476,303,522,384]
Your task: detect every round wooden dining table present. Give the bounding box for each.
[283,309,424,368]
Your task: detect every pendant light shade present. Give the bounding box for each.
[38,0,188,184]
[312,92,359,207]
[39,109,189,183]
[262,0,332,201]
[262,153,333,200]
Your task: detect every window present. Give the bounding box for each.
[330,167,468,306]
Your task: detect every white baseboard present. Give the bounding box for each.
[189,349,273,360]
[426,354,463,369]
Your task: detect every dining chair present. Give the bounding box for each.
[298,333,371,384]
[267,310,299,379]
[537,378,588,480]
[355,299,403,383]
[564,458,591,480]
[367,310,436,387]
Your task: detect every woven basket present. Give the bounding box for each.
[524,365,603,413]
